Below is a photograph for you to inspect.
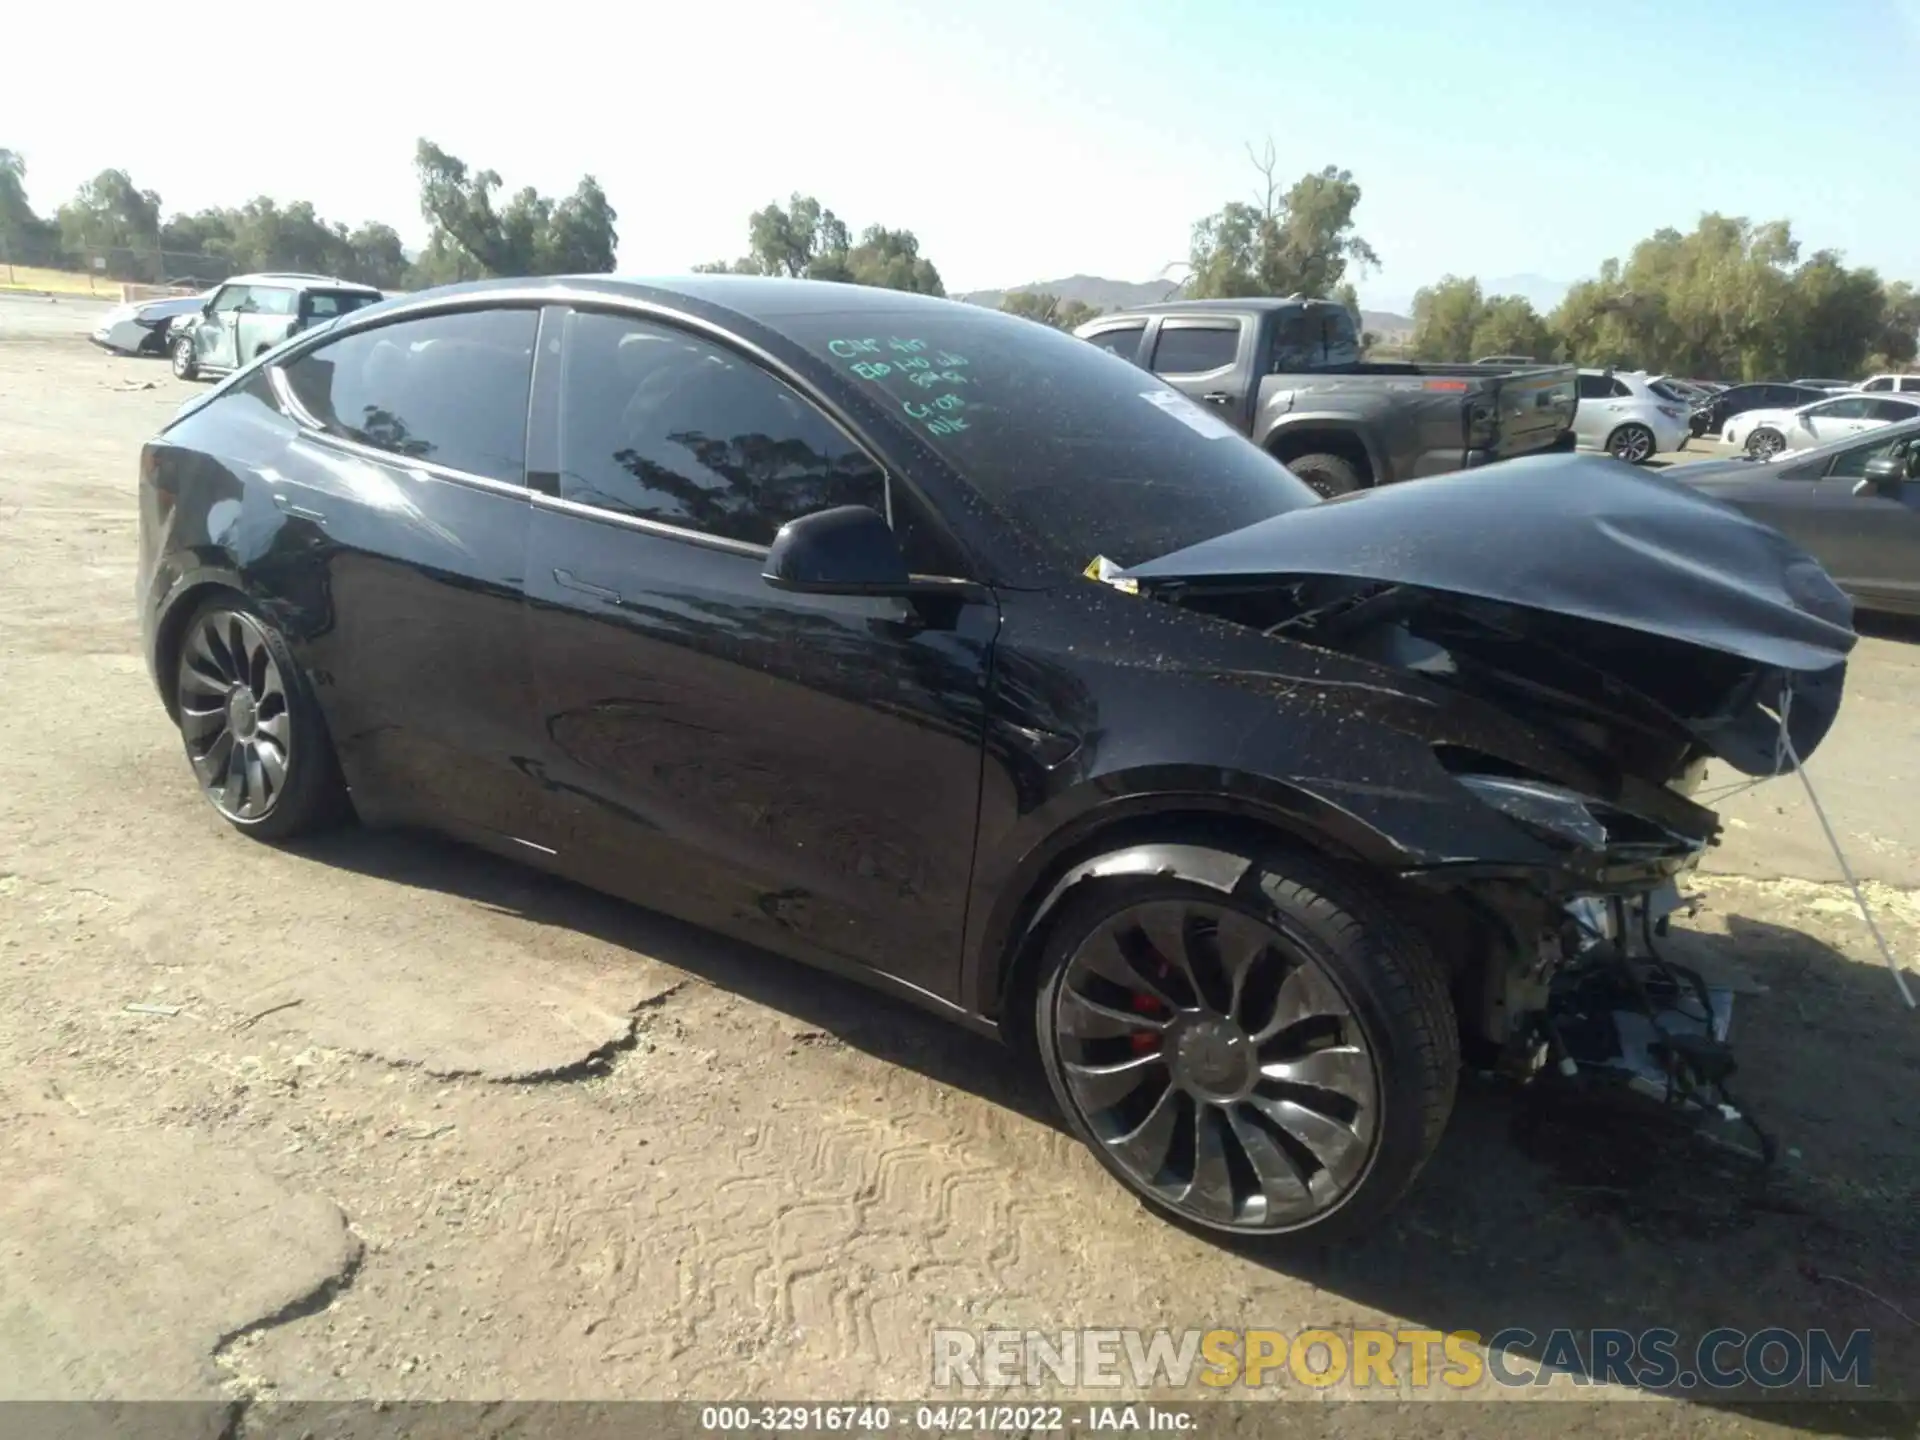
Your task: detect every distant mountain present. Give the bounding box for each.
[962,273,1414,337]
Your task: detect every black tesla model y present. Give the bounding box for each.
[136,275,1854,1242]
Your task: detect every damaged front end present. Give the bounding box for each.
[1126,454,1858,1149]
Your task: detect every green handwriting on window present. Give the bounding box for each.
[826,338,973,438]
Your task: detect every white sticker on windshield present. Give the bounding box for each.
[1140,388,1238,441]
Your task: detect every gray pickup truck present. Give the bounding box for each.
[1074,297,1579,497]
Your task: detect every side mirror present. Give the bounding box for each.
[1853,455,1908,498]
[763,505,912,596]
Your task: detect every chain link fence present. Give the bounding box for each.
[1,234,235,293]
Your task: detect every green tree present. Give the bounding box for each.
[56,168,163,276]
[1186,143,1379,300]
[414,138,618,278]
[846,225,943,295]
[1000,290,1100,329]
[698,195,944,294]
[1409,275,1484,361]
[1,148,59,265]
[1470,295,1553,362]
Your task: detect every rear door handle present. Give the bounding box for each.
[1202,391,1233,404]
[553,568,622,604]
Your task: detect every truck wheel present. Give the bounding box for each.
[1287,452,1364,498]
[1033,854,1458,1245]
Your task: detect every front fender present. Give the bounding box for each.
[1258,411,1390,482]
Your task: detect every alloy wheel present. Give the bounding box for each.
[1052,898,1380,1231]
[1747,429,1785,459]
[176,609,292,823]
[1609,425,1655,463]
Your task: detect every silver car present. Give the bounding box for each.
[1572,369,1692,463]
[170,273,383,382]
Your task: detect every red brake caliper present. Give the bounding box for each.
[1129,992,1164,1053]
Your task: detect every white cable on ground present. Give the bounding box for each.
[1776,702,1917,1009]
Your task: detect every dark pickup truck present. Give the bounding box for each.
[1074,297,1579,496]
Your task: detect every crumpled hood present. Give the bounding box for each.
[1130,453,1855,674]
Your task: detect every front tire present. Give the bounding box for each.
[1033,855,1458,1244]
[1286,452,1365,499]
[1746,427,1786,459]
[170,335,199,381]
[1607,423,1657,464]
[173,597,347,841]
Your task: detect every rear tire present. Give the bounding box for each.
[1607,423,1657,464]
[1032,852,1458,1246]
[170,335,199,381]
[172,595,348,841]
[1286,452,1365,498]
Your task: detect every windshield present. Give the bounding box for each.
[781,306,1319,570]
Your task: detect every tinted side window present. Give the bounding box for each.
[1900,377,1920,394]
[1870,398,1920,421]
[1577,373,1613,400]
[1084,324,1146,363]
[1271,307,1360,370]
[1816,397,1873,420]
[305,290,378,320]
[1609,378,1634,398]
[281,307,536,485]
[1861,377,1892,391]
[556,310,885,548]
[1151,323,1239,375]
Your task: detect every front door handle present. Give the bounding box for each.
[1202,391,1233,404]
[553,568,622,605]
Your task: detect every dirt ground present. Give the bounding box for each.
[1,295,1916,1433]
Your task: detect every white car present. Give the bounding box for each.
[1572,369,1691,463]
[1859,373,1920,395]
[1723,392,1920,459]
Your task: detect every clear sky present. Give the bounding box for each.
[4,0,1916,309]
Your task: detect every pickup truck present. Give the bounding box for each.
[1074,297,1579,497]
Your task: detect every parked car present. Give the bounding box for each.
[1640,374,1712,405]
[1792,378,1855,391]
[1724,393,1920,458]
[1689,382,1831,438]
[1678,416,1920,615]
[90,291,213,356]
[138,275,1853,1243]
[1858,374,1920,395]
[1570,369,1690,462]
[170,273,383,382]
[1074,298,1577,497]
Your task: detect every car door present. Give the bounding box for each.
[265,303,549,843]
[1148,318,1250,429]
[1795,395,1876,445]
[235,284,298,365]
[195,283,247,370]
[521,304,997,999]
[1573,371,1615,445]
[1802,432,1920,608]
